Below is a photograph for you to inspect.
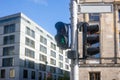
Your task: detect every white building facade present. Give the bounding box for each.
[0,13,70,80]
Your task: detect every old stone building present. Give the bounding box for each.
[77,0,120,80]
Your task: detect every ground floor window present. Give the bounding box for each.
[38,72,42,80]
[89,72,100,80]
[9,69,15,78]
[31,71,35,79]
[23,69,28,78]
[0,69,5,78]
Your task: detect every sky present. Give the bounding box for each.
[0,0,70,36]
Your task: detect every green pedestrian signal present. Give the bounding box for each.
[55,22,69,49]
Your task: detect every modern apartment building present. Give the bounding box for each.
[76,0,120,80]
[0,13,70,80]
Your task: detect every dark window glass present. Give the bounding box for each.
[58,69,63,74]
[40,45,47,54]
[89,13,100,21]
[31,71,35,79]
[4,35,15,45]
[51,50,56,58]
[0,69,5,78]
[89,72,100,80]
[51,42,56,50]
[39,54,47,62]
[2,58,14,67]
[38,72,42,80]
[39,64,46,71]
[3,46,14,56]
[4,24,15,34]
[26,27,35,38]
[23,70,28,78]
[50,58,56,65]
[25,48,35,58]
[25,37,35,48]
[28,60,34,69]
[40,35,47,45]
[59,54,63,61]
[50,66,56,73]
[24,59,34,68]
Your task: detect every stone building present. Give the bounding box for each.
[77,0,120,80]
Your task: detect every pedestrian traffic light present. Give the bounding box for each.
[55,22,69,49]
[78,22,100,58]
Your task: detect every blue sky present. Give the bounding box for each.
[0,0,70,36]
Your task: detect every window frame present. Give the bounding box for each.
[89,13,100,22]
[89,72,100,80]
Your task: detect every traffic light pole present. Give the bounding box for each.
[70,0,79,80]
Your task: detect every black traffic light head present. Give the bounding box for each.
[55,22,69,49]
[86,24,100,58]
[78,22,100,59]
[87,25,99,34]
[55,34,68,49]
[55,22,68,35]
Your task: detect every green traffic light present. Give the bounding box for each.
[60,38,65,44]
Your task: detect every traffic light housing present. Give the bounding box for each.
[55,22,69,49]
[78,22,100,58]
[87,25,99,56]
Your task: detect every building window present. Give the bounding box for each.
[89,13,100,22]
[59,48,63,54]
[24,59,35,69]
[26,27,35,38]
[25,48,35,58]
[39,64,46,71]
[40,45,47,54]
[9,69,15,78]
[50,66,56,73]
[89,72,100,80]
[25,37,35,48]
[51,42,56,50]
[50,58,56,65]
[58,69,63,74]
[23,69,28,78]
[59,55,63,61]
[4,24,15,34]
[0,69,5,78]
[51,50,56,58]
[3,46,14,56]
[38,72,42,80]
[40,35,47,45]
[4,35,15,45]
[31,71,35,79]
[39,54,47,62]
[65,64,69,70]
[28,60,35,69]
[2,58,14,67]
[65,58,69,63]
[47,34,53,40]
[59,62,63,68]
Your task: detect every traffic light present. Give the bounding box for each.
[55,22,69,49]
[87,24,99,57]
[78,22,100,58]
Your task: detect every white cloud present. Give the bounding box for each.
[30,0,48,6]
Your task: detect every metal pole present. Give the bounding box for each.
[70,0,79,80]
